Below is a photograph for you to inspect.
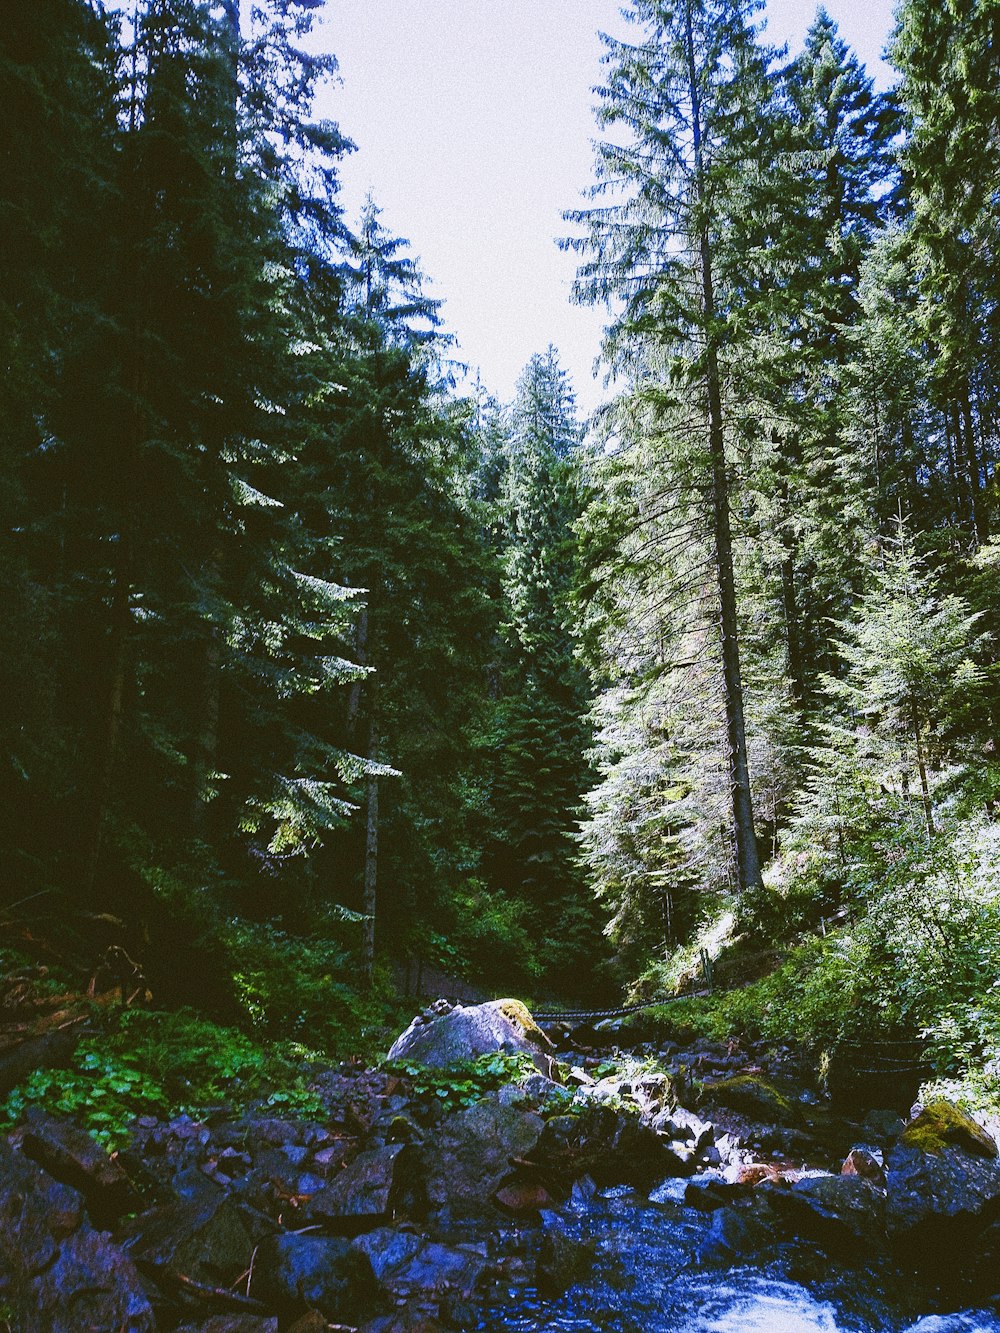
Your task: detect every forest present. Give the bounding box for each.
[2,0,1000,1163]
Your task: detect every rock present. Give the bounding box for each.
[886,1100,1000,1260]
[300,1144,425,1232]
[33,1228,157,1333]
[386,999,552,1067]
[423,1102,543,1214]
[863,1109,906,1146]
[842,1147,886,1186]
[119,1195,264,1285]
[771,1175,887,1259]
[533,1104,690,1189]
[0,1139,154,1333]
[701,1074,802,1127]
[285,1314,327,1333]
[899,1100,998,1160]
[364,1312,444,1333]
[696,1205,773,1265]
[351,1227,487,1298]
[652,1106,714,1150]
[684,1176,748,1211]
[251,1232,382,1322]
[494,1178,558,1212]
[536,1217,595,1297]
[20,1112,142,1226]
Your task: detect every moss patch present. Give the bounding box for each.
[497,999,552,1048]
[900,1099,998,1159]
[703,1073,802,1127]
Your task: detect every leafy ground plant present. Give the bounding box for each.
[0,1007,325,1149]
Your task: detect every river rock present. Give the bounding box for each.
[696,1205,774,1265]
[386,999,552,1067]
[251,1232,381,1322]
[533,1103,690,1187]
[20,1110,143,1226]
[300,1143,425,1232]
[423,1101,543,1213]
[0,1138,154,1332]
[700,1073,803,1127]
[770,1174,887,1258]
[843,1147,886,1185]
[118,1194,265,1285]
[536,1215,595,1297]
[886,1100,1000,1255]
[352,1226,488,1297]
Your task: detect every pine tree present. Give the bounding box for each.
[484,349,600,988]
[890,0,999,545]
[798,516,986,857]
[567,0,781,899]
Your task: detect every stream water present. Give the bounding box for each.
[478,1181,1000,1333]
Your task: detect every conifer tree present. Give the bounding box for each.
[567,0,779,899]
[485,349,600,987]
[891,0,999,545]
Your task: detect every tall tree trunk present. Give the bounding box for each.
[83,530,134,898]
[362,705,379,985]
[910,700,935,841]
[684,1,762,897]
[191,0,238,829]
[961,390,987,543]
[779,491,807,712]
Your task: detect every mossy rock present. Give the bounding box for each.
[495,999,547,1045]
[900,1100,998,1160]
[386,999,552,1068]
[702,1074,802,1127]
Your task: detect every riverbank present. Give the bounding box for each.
[3,996,1000,1331]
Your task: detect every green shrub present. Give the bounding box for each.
[383,1050,538,1115]
[0,1007,326,1148]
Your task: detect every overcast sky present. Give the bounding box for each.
[315,0,898,415]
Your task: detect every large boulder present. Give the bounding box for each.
[300,1144,426,1232]
[0,1138,154,1332]
[700,1073,803,1128]
[20,1111,142,1226]
[770,1174,887,1259]
[422,1101,543,1214]
[386,999,552,1068]
[886,1100,1000,1261]
[251,1232,381,1324]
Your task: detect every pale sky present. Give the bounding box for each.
[315,1,898,415]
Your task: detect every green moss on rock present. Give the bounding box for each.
[703,1074,802,1127]
[900,1099,998,1159]
[496,999,551,1048]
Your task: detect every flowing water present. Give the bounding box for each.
[478,1181,1000,1333]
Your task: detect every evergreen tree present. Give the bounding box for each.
[891,0,999,545]
[485,349,600,990]
[567,0,782,899]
